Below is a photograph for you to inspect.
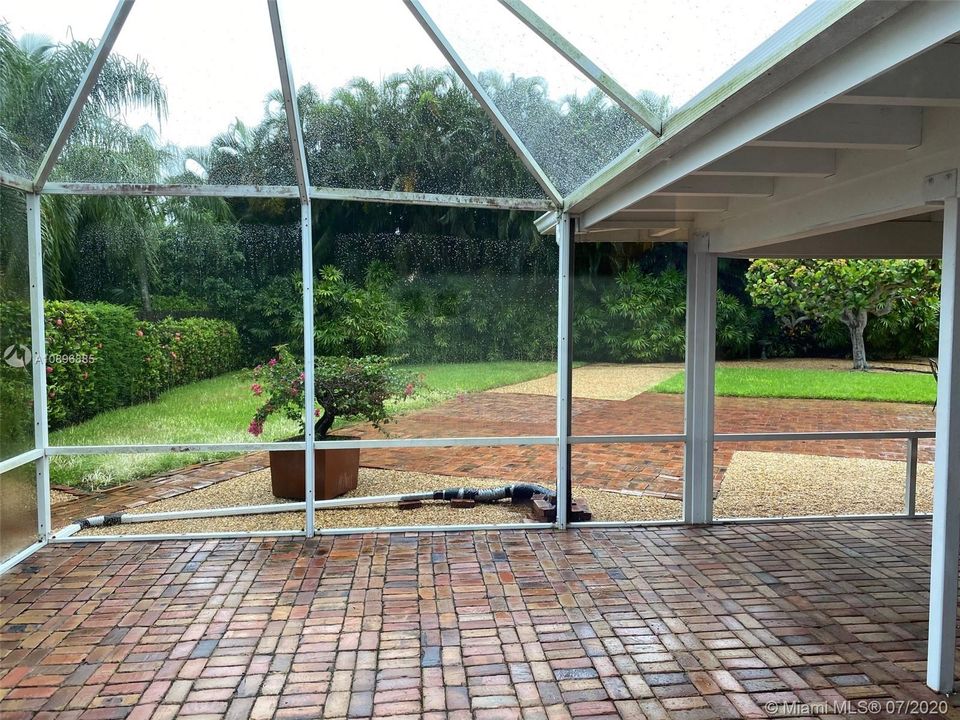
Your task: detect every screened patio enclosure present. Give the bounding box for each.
[3,0,960,694]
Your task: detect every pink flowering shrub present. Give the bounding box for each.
[249,346,415,439]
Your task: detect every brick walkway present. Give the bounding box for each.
[51,393,935,528]
[1,520,957,718]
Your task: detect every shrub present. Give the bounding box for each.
[38,301,243,428]
[313,265,408,357]
[574,266,756,362]
[393,274,557,362]
[0,300,34,458]
[248,346,415,439]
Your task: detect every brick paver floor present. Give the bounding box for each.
[52,393,935,529]
[1,520,958,719]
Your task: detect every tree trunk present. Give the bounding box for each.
[841,308,869,370]
[315,409,335,439]
[138,258,152,314]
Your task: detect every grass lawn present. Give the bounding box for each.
[653,366,936,404]
[50,361,560,490]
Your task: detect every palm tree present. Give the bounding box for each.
[0,23,169,301]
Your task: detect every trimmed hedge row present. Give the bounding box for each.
[0,300,241,429]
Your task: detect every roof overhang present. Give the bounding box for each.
[555,0,960,259]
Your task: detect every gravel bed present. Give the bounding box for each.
[50,489,77,506]
[491,363,682,400]
[715,451,934,518]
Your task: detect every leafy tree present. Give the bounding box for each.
[746,259,940,370]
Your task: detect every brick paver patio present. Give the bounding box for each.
[1,520,957,719]
[50,393,935,530]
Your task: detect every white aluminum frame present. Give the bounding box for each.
[40,183,553,211]
[26,193,51,540]
[0,1,943,579]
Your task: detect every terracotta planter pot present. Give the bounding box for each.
[269,440,360,501]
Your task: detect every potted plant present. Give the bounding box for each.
[248,347,414,500]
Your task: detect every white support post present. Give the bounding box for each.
[905,437,918,517]
[683,237,717,524]
[927,194,960,693]
[301,201,316,538]
[555,213,573,528]
[26,193,50,540]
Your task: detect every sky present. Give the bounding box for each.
[4,0,814,149]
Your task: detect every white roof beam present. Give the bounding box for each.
[496,0,662,136]
[695,147,836,177]
[578,1,959,228]
[575,228,690,243]
[621,197,729,213]
[584,220,689,232]
[404,0,562,206]
[750,105,922,150]
[654,176,773,198]
[834,44,960,107]
[719,221,943,258]
[707,122,960,254]
[33,0,135,191]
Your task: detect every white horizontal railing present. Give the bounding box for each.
[46,436,559,456]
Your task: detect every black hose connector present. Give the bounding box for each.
[432,483,554,504]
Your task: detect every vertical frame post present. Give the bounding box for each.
[927,195,960,693]
[555,213,574,528]
[904,436,918,517]
[683,236,717,524]
[26,193,50,539]
[301,201,316,538]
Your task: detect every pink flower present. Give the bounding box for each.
[55,318,63,327]
[314,408,321,417]
[254,364,262,372]
[289,387,299,397]
[46,366,53,374]
[136,329,144,337]
[299,372,305,381]
[248,419,264,436]
[268,358,277,367]
[404,383,415,397]
[251,383,263,396]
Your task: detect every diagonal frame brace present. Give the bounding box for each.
[498,0,663,137]
[267,0,311,202]
[403,0,563,206]
[33,0,136,191]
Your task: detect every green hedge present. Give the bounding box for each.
[0,301,242,429]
